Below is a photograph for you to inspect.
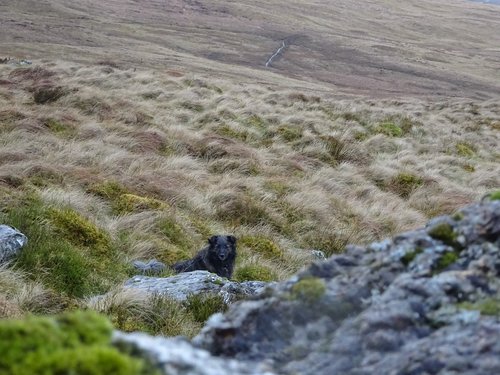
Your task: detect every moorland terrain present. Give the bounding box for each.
[0,0,499,340]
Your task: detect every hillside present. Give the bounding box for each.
[1,0,500,98]
[0,0,499,371]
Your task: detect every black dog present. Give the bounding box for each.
[172,235,237,279]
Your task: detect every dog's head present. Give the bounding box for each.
[208,235,237,262]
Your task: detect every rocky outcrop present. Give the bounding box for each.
[0,225,27,264]
[123,270,269,303]
[118,199,500,375]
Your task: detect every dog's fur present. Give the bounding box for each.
[172,235,237,279]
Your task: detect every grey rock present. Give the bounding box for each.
[112,331,275,375]
[132,259,166,275]
[0,225,28,263]
[311,249,326,260]
[115,200,500,375]
[123,270,268,302]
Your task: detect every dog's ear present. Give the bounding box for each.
[208,236,218,246]
[227,235,237,245]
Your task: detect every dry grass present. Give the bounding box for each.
[0,60,499,322]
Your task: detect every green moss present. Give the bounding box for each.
[291,277,326,303]
[401,247,423,266]
[234,264,277,282]
[114,194,167,214]
[452,212,464,221]
[239,235,284,259]
[455,142,476,157]
[434,251,459,272]
[459,298,500,316]
[376,122,403,137]
[388,172,424,199]
[2,195,126,297]
[88,180,129,200]
[428,223,459,248]
[48,208,111,252]
[185,294,227,323]
[0,310,152,375]
[489,190,500,201]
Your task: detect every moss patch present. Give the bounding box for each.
[48,207,111,252]
[0,310,153,375]
[455,142,476,157]
[401,247,423,266]
[234,264,277,282]
[2,195,126,297]
[428,223,459,248]
[291,277,326,303]
[376,122,403,137]
[239,235,284,259]
[459,298,500,316]
[489,190,500,201]
[114,194,167,214]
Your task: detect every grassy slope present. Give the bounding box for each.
[0,0,499,334]
[1,0,500,98]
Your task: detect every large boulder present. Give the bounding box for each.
[117,199,500,375]
[0,225,28,264]
[123,270,269,303]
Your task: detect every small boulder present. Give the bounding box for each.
[0,225,28,264]
[132,259,166,275]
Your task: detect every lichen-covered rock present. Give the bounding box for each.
[191,200,500,374]
[113,332,275,375]
[0,225,27,263]
[123,270,269,303]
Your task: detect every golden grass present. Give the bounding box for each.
[0,60,499,320]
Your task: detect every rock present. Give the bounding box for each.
[132,259,166,275]
[0,225,28,264]
[310,250,326,260]
[112,331,275,375]
[115,200,500,375]
[123,270,269,303]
